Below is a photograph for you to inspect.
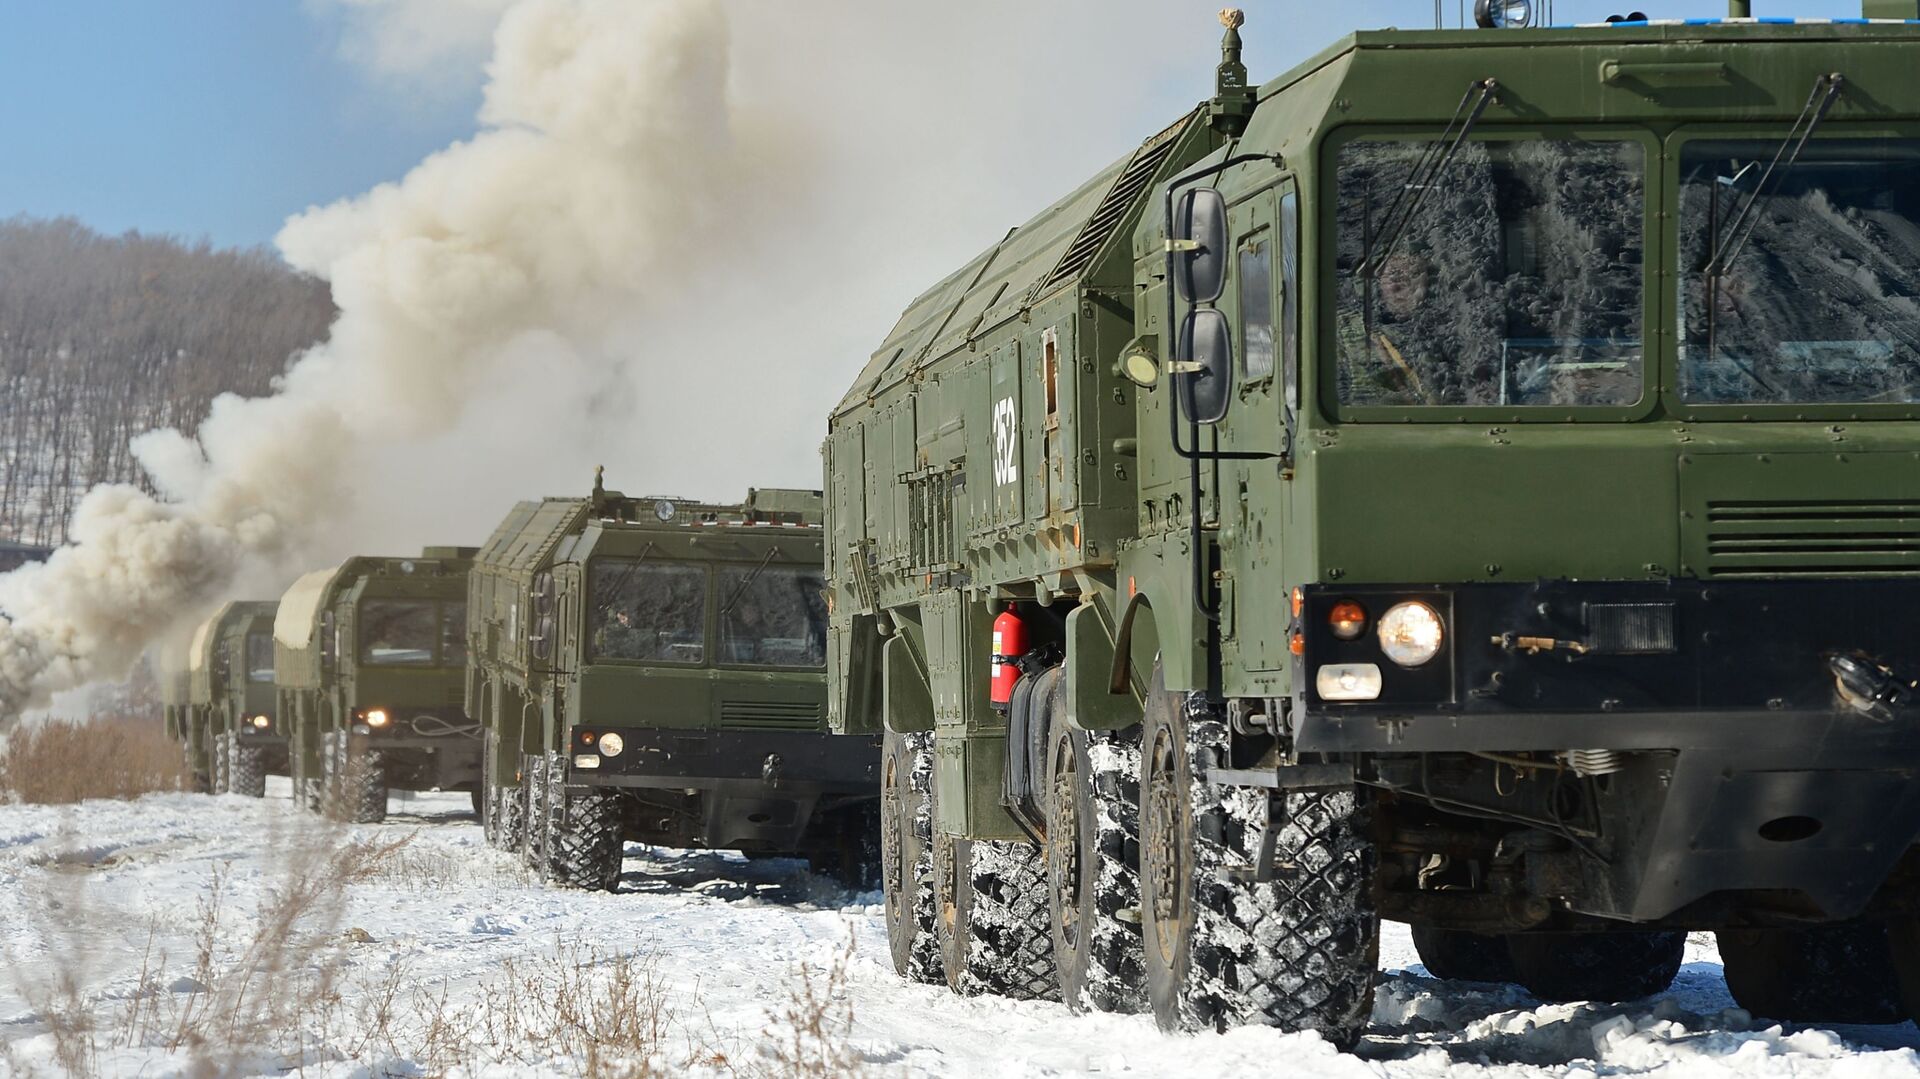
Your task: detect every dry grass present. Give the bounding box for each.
[3,811,881,1077]
[0,716,186,805]
[750,931,874,1079]
[4,826,411,1077]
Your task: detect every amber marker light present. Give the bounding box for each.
[1328,601,1368,641]
[1291,587,1304,619]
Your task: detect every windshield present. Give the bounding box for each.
[246,632,274,683]
[1334,137,1646,409]
[1679,138,1920,405]
[590,560,708,664]
[360,600,438,666]
[717,565,827,668]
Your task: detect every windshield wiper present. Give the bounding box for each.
[1702,73,1844,396]
[592,542,655,617]
[1706,73,1844,279]
[718,546,782,620]
[1358,78,1499,279]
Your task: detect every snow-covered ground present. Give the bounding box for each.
[4,785,1920,1078]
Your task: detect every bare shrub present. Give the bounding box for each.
[3,824,412,1078]
[0,715,185,805]
[750,930,873,1079]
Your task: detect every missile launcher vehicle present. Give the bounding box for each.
[466,474,881,891]
[275,547,481,823]
[826,5,1920,1041]
[164,601,284,796]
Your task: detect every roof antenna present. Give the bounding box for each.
[1208,9,1256,137]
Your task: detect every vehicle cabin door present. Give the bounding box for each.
[1217,181,1299,680]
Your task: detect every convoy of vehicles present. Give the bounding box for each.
[466,474,880,891]
[273,547,482,823]
[162,601,284,795]
[138,2,1920,1049]
[825,4,1920,1044]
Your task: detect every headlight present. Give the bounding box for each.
[598,732,624,757]
[250,714,271,729]
[365,708,391,728]
[1316,663,1383,701]
[1377,601,1445,667]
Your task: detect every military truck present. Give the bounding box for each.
[163,601,284,796]
[467,473,881,891]
[275,547,481,823]
[827,6,1920,1042]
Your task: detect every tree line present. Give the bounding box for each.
[0,215,335,545]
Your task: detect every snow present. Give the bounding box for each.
[5,786,1920,1077]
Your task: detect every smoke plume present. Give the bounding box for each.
[0,0,742,715]
[0,0,1233,717]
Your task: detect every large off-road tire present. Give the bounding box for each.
[1042,671,1145,1014]
[186,740,213,795]
[1412,926,1519,984]
[882,729,941,984]
[494,765,528,853]
[224,732,267,799]
[319,732,343,816]
[288,736,315,811]
[521,753,550,875]
[211,730,231,795]
[930,763,1059,1000]
[346,744,388,825]
[1140,662,1378,1045]
[1719,924,1905,1023]
[543,755,624,891]
[1507,930,1684,1003]
[809,801,884,891]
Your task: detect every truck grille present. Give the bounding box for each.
[1704,499,1920,578]
[719,700,823,731]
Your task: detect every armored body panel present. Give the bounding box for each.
[471,478,879,890]
[276,547,480,818]
[831,14,1920,1035]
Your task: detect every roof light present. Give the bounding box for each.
[1475,0,1536,27]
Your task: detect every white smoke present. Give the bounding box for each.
[0,0,1296,717]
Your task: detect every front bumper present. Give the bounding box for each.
[565,726,881,795]
[1296,578,1920,922]
[344,712,482,790]
[1298,577,1920,747]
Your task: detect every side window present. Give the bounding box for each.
[1280,191,1301,413]
[1238,233,1275,381]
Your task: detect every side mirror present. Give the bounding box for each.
[1177,309,1234,424]
[532,614,554,661]
[1172,187,1228,304]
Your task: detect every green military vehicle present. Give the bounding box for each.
[827,5,1920,1042]
[163,601,284,796]
[275,547,481,823]
[467,473,881,892]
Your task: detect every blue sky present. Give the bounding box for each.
[0,2,481,249]
[0,0,1872,252]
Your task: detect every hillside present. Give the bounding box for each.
[0,216,335,545]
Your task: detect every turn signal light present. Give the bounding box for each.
[1328,601,1368,640]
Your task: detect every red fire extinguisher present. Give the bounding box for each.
[991,606,1027,713]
